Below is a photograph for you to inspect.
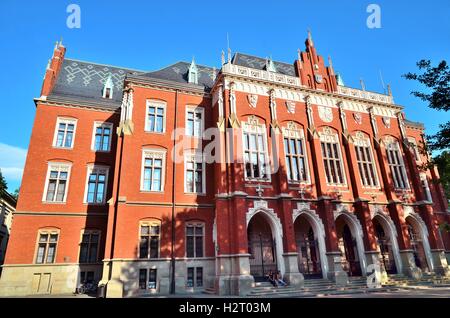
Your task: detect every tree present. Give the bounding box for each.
[433,151,450,200]
[0,169,7,194]
[403,59,449,151]
[12,188,20,200]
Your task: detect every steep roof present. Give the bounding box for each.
[138,61,218,91]
[49,59,143,109]
[232,52,297,77]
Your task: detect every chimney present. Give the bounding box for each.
[41,40,66,98]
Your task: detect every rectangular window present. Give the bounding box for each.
[187,267,203,288]
[386,142,409,189]
[186,224,204,258]
[139,223,160,259]
[284,137,308,182]
[139,269,157,290]
[146,103,165,133]
[36,232,58,264]
[185,154,204,194]
[53,118,77,148]
[79,232,100,263]
[92,122,113,152]
[85,166,109,204]
[420,174,433,202]
[408,138,421,162]
[44,164,71,203]
[80,271,95,284]
[244,132,269,180]
[186,108,203,137]
[321,140,345,185]
[355,144,378,187]
[141,150,165,192]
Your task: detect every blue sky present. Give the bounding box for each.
[0,0,449,192]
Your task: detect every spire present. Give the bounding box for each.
[297,49,303,69]
[328,55,334,75]
[360,78,366,91]
[266,56,277,72]
[307,28,314,46]
[336,73,345,86]
[188,57,198,84]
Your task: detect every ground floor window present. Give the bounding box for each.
[80,271,95,284]
[139,268,157,290]
[186,267,203,288]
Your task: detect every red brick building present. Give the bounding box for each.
[0,33,449,297]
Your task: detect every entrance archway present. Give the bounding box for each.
[335,213,366,277]
[372,216,399,274]
[406,215,433,272]
[294,214,323,279]
[247,213,278,281]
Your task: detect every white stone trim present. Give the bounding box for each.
[246,200,285,276]
[370,206,403,273]
[403,206,434,271]
[333,208,367,275]
[292,202,329,278]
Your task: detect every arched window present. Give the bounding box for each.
[186,222,204,258]
[319,127,346,185]
[353,132,379,188]
[139,220,161,259]
[282,122,309,183]
[384,137,409,189]
[242,116,270,181]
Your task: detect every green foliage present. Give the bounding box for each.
[403,60,449,151]
[433,151,450,200]
[0,169,7,194]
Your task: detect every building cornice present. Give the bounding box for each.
[35,97,120,113]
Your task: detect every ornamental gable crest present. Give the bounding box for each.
[247,94,258,108]
[286,101,296,114]
[318,106,333,123]
[382,117,391,128]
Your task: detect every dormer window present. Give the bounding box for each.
[266,57,277,72]
[188,58,198,85]
[103,74,114,99]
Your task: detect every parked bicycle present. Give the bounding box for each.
[77,281,98,295]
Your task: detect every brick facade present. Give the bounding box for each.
[0,35,449,297]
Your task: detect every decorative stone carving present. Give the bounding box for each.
[247,94,258,108]
[353,113,362,125]
[318,106,333,123]
[315,74,323,84]
[286,100,296,114]
[382,116,391,128]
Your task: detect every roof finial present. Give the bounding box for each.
[297,48,301,61]
[307,28,314,46]
[227,32,231,63]
[387,84,392,96]
[328,55,333,68]
[360,78,366,91]
[59,36,64,47]
[221,50,225,65]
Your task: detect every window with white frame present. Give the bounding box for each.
[145,101,166,133]
[139,221,161,259]
[282,122,309,183]
[242,117,270,181]
[43,163,71,203]
[407,137,421,162]
[92,122,113,152]
[141,150,166,192]
[79,231,100,263]
[186,223,204,258]
[186,107,204,137]
[385,139,409,189]
[320,127,346,185]
[420,173,433,202]
[139,268,157,290]
[187,267,203,288]
[35,230,59,264]
[185,152,205,194]
[84,166,109,204]
[53,118,77,149]
[354,132,379,188]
